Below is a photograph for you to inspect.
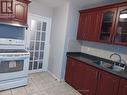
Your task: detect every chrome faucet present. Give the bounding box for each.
[110,53,122,63]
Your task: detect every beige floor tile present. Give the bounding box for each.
[25,79,39,94]
[0,90,12,95]
[0,72,81,95]
[27,91,48,95]
[11,87,27,95]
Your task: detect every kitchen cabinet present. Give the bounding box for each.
[77,2,127,46]
[65,58,74,87]
[97,71,120,95]
[113,6,127,45]
[80,64,98,95]
[65,58,84,89]
[0,0,13,18]
[99,8,117,43]
[77,11,101,41]
[14,0,27,24]
[118,79,127,95]
[65,57,125,95]
[65,57,99,95]
[0,0,30,26]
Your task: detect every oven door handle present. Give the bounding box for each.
[0,57,29,61]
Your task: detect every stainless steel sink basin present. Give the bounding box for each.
[93,60,126,72]
[93,60,113,68]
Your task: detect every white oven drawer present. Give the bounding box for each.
[0,77,27,91]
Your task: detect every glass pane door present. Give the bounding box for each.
[99,9,116,42]
[27,14,51,72]
[114,7,127,44]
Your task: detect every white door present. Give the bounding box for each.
[26,14,51,73]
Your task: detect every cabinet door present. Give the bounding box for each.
[81,64,99,95]
[0,0,13,18]
[98,71,120,95]
[77,11,101,41]
[65,58,99,95]
[72,61,85,90]
[113,6,127,45]
[14,1,27,24]
[118,79,127,95]
[65,58,84,89]
[65,58,74,87]
[99,8,117,43]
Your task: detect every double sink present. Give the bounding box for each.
[93,60,126,72]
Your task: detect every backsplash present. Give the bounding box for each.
[0,24,26,49]
[0,24,25,40]
[81,41,127,64]
[67,39,81,52]
[67,39,127,64]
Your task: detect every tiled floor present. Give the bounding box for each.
[0,72,81,95]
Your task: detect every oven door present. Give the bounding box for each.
[0,57,29,81]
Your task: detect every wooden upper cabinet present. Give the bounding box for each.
[77,2,127,46]
[0,0,30,26]
[99,8,117,43]
[77,11,101,41]
[14,0,27,24]
[118,79,127,95]
[97,71,120,95]
[113,6,127,45]
[0,0,13,18]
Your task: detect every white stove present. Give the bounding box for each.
[0,49,30,91]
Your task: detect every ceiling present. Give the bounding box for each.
[71,0,126,9]
[32,0,126,8]
[33,0,68,8]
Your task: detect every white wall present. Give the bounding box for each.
[28,0,53,17]
[48,2,69,80]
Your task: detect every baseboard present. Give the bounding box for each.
[47,70,63,82]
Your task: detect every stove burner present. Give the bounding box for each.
[0,49,28,53]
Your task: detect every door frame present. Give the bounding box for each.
[26,13,51,73]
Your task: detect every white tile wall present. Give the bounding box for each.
[81,41,127,64]
[67,40,81,52]
[67,39,127,64]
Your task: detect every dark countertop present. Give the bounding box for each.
[67,52,127,80]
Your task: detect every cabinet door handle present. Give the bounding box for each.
[98,73,101,79]
[96,72,98,79]
[95,71,100,79]
[78,89,89,92]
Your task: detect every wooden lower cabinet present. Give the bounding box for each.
[65,57,99,95]
[97,71,120,95]
[65,58,84,89]
[65,58,83,88]
[65,58,74,87]
[118,79,127,95]
[80,65,98,95]
[65,57,127,95]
